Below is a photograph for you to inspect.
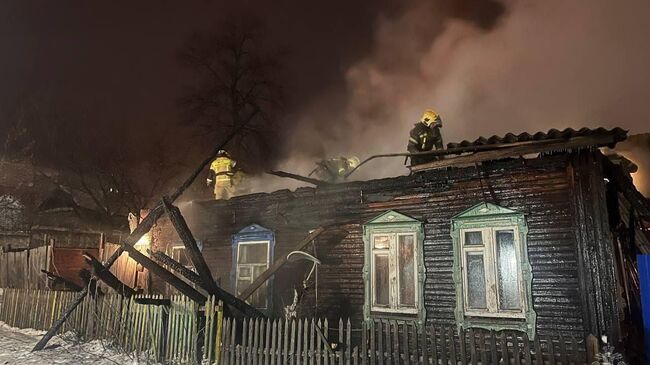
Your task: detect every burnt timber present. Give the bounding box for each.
[151,127,642,343]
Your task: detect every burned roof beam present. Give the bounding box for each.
[162,196,220,294]
[40,269,82,292]
[149,249,203,286]
[121,243,206,303]
[160,197,265,318]
[266,170,331,187]
[83,252,137,297]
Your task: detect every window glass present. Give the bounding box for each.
[496,230,521,310]
[398,235,415,307]
[464,231,483,246]
[374,254,390,306]
[238,243,268,264]
[238,266,251,278]
[373,235,390,249]
[466,254,487,309]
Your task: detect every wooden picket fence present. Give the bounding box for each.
[218,318,588,365]
[0,288,218,364]
[0,288,588,364]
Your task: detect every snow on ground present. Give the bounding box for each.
[0,322,148,364]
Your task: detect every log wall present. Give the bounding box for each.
[153,153,618,339]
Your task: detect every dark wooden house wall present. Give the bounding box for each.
[152,152,621,339]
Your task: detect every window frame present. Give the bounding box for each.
[231,224,276,313]
[369,232,419,314]
[459,226,526,319]
[235,240,271,309]
[363,210,425,325]
[451,203,536,338]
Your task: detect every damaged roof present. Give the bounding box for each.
[446,127,628,149]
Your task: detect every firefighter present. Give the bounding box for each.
[310,156,361,183]
[207,150,237,200]
[407,109,444,166]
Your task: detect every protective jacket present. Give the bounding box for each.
[313,158,355,183]
[407,122,443,165]
[208,156,237,199]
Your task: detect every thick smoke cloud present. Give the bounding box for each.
[270,0,650,187]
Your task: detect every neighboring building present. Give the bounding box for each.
[0,159,127,289]
[149,128,648,346]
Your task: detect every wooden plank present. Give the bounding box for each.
[121,243,206,303]
[296,319,303,365]
[546,336,556,365]
[338,319,344,365]
[370,321,376,365]
[422,326,438,365]
[346,320,351,365]
[392,321,400,365]
[377,321,384,365]
[162,197,220,294]
[303,319,310,365]
[361,321,367,365]
[559,335,568,365]
[534,335,543,365]
[449,327,457,365]
[284,319,290,365]
[479,332,486,365]
[440,327,447,365]
[513,333,521,365]
[84,253,137,297]
[522,333,532,365]
[500,332,508,365]
[238,227,326,300]
[290,320,297,365]
[460,328,468,365]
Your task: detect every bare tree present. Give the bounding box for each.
[179,18,284,170]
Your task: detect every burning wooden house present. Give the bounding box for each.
[148,127,648,346]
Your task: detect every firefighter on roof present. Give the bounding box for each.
[407,109,444,165]
[310,156,361,183]
[207,150,237,200]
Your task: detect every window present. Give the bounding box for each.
[451,203,536,337]
[232,224,275,312]
[236,241,270,309]
[363,211,425,324]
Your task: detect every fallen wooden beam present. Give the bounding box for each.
[135,297,171,306]
[162,196,220,294]
[33,112,258,351]
[266,170,331,187]
[157,199,265,318]
[411,134,622,172]
[121,243,206,303]
[239,227,326,301]
[41,270,82,292]
[149,249,203,286]
[83,252,137,297]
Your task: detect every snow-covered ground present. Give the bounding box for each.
[0,322,145,364]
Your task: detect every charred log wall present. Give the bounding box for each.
[153,153,603,338]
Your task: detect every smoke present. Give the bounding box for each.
[253,0,650,192]
[615,134,650,197]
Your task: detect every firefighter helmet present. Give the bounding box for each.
[347,156,361,169]
[420,109,440,126]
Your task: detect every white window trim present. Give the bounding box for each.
[460,225,527,319]
[235,240,271,308]
[369,232,419,315]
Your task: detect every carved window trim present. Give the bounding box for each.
[451,203,536,338]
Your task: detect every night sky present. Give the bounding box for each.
[1,0,649,191]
